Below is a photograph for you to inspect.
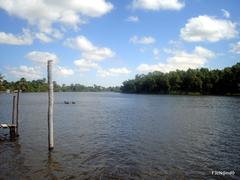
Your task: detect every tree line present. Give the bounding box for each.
[120,63,240,95]
[0,77,120,92]
[1,63,239,95]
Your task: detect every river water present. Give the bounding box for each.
[0,92,240,179]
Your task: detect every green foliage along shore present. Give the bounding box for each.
[121,63,240,95]
[0,76,120,93]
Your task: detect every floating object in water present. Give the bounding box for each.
[0,124,8,128]
[64,101,76,104]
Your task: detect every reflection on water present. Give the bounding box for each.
[0,92,240,179]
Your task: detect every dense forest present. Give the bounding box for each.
[0,76,120,92]
[121,63,240,95]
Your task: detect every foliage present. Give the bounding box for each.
[0,74,4,91]
[121,63,240,95]
[0,76,120,93]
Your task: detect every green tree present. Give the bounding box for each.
[121,62,240,95]
[0,74,5,91]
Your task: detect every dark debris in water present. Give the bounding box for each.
[64,101,76,104]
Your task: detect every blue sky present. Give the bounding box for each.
[0,0,239,86]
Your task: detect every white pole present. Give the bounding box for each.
[48,60,54,150]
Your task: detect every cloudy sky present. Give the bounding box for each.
[0,0,239,86]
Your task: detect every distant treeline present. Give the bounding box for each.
[1,63,239,95]
[120,63,240,95]
[0,76,120,92]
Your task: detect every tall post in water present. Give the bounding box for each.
[12,95,16,124]
[16,89,20,136]
[10,95,16,139]
[47,60,54,150]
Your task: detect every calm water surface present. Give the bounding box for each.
[0,92,240,179]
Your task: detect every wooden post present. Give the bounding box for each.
[16,89,20,136]
[48,60,54,150]
[12,95,16,124]
[9,125,16,140]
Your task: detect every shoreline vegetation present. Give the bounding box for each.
[121,63,240,96]
[0,63,239,95]
[0,77,121,93]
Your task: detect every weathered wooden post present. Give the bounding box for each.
[12,95,16,124]
[48,60,54,150]
[10,95,16,139]
[9,125,16,140]
[16,89,20,136]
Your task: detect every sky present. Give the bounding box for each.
[0,0,239,87]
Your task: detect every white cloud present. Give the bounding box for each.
[48,29,64,40]
[97,67,131,77]
[126,16,139,22]
[180,15,238,42]
[55,66,74,76]
[131,0,184,11]
[82,48,114,61]
[0,29,32,45]
[130,35,156,45]
[230,41,240,54]
[7,66,42,80]
[221,9,230,18]
[65,35,94,51]
[26,51,58,64]
[74,59,99,72]
[35,33,53,43]
[59,10,81,28]
[65,36,115,61]
[0,0,113,36]
[137,46,215,73]
[153,48,160,60]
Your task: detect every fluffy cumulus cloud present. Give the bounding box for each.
[26,51,59,64]
[97,67,131,77]
[7,66,42,80]
[65,36,95,51]
[74,59,99,72]
[65,36,115,62]
[35,33,53,43]
[66,36,118,74]
[82,48,114,62]
[137,46,215,73]
[67,36,130,77]
[126,16,139,22]
[230,41,240,54]
[0,0,113,33]
[55,66,74,76]
[0,29,32,45]
[180,15,238,42]
[131,0,184,11]
[7,51,73,79]
[130,35,156,45]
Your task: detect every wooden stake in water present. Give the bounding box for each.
[48,60,54,150]
[12,95,16,124]
[16,89,20,136]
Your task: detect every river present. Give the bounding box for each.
[0,92,239,179]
